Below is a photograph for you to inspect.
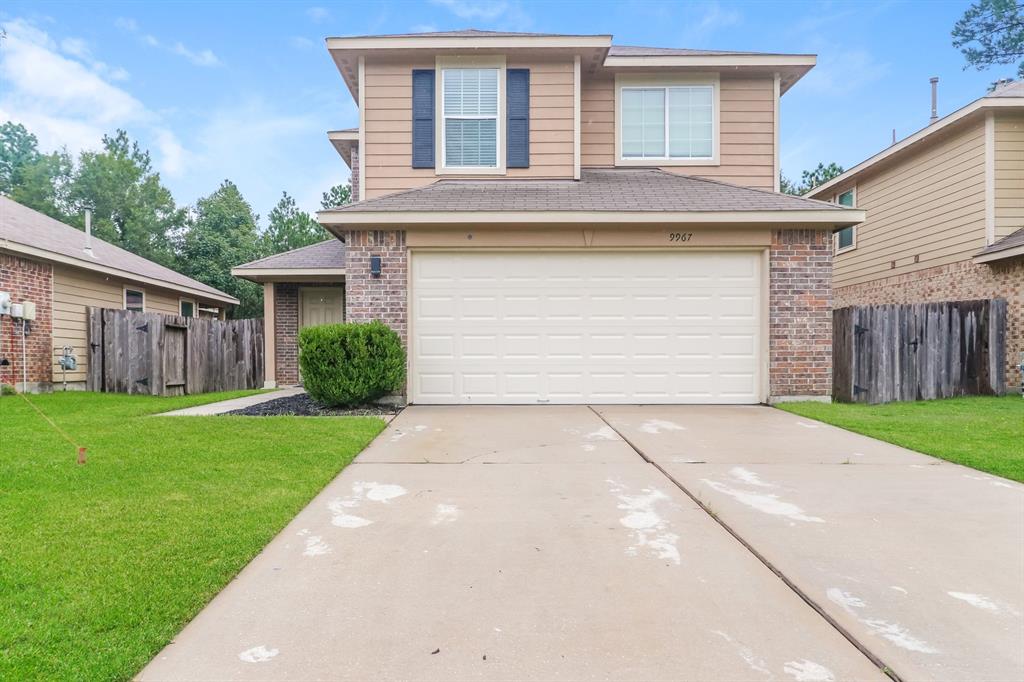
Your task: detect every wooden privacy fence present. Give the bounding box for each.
[86,308,264,396]
[833,299,1006,404]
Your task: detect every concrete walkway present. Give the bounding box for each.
[155,387,305,416]
[139,406,884,681]
[598,405,1024,682]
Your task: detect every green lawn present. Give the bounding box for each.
[778,395,1024,482]
[0,391,385,681]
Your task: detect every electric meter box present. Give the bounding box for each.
[0,292,10,315]
[9,303,23,318]
[20,301,36,320]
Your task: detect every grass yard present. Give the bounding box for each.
[778,395,1024,482]
[0,391,385,681]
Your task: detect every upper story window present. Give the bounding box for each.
[620,85,714,161]
[834,189,856,253]
[124,288,145,312]
[442,68,499,168]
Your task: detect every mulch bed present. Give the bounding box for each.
[225,393,400,417]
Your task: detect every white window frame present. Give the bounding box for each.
[123,286,146,312]
[436,55,506,175]
[833,187,857,255]
[179,297,197,318]
[615,73,720,167]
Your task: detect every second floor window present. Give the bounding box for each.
[835,189,856,253]
[621,85,714,160]
[442,68,499,168]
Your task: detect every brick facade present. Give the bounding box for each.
[344,230,407,346]
[835,257,1024,389]
[274,283,300,386]
[769,230,833,399]
[0,254,54,390]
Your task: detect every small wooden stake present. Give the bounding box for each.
[77,447,87,465]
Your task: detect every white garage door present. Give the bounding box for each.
[410,250,763,404]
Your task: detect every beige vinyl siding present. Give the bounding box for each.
[833,119,987,288]
[50,265,206,383]
[995,112,1024,239]
[580,73,614,166]
[363,57,575,199]
[579,75,776,190]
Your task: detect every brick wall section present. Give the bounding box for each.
[769,230,833,398]
[344,230,408,346]
[835,257,1024,390]
[274,283,299,385]
[0,254,53,389]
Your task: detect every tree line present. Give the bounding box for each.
[0,122,352,318]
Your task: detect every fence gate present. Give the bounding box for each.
[87,308,264,396]
[833,299,1007,404]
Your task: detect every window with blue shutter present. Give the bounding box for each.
[412,69,435,169]
[507,68,530,168]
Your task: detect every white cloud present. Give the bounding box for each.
[114,17,138,32]
[113,16,221,67]
[306,6,330,22]
[429,0,532,29]
[171,42,221,67]
[59,36,130,81]
[679,1,742,45]
[410,24,439,34]
[289,36,316,50]
[0,18,184,177]
[800,49,889,95]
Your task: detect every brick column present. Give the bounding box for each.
[344,230,407,346]
[769,229,833,401]
[274,283,299,386]
[0,254,53,391]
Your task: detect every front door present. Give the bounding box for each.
[300,287,345,328]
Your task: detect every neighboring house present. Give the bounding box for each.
[237,29,864,404]
[808,80,1024,388]
[0,197,238,391]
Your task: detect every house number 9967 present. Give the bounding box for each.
[669,232,694,242]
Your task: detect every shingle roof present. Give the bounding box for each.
[333,29,603,39]
[989,80,1024,98]
[607,45,805,57]
[234,239,346,270]
[0,196,237,303]
[976,227,1024,257]
[324,169,848,214]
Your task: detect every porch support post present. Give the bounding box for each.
[263,282,277,388]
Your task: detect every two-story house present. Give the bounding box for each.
[233,29,863,405]
[808,80,1024,388]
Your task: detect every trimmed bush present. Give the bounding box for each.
[298,321,405,407]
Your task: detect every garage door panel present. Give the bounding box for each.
[411,251,762,404]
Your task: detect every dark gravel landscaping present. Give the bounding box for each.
[225,392,399,417]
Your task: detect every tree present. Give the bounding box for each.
[0,121,73,221]
[67,130,184,267]
[180,180,264,318]
[953,0,1024,79]
[781,162,845,195]
[260,191,327,255]
[320,182,352,209]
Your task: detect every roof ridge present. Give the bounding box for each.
[239,238,339,268]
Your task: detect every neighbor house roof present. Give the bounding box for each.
[808,80,1024,199]
[318,169,863,228]
[231,239,346,283]
[974,227,1024,264]
[0,196,238,305]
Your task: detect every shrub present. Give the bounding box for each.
[298,321,405,407]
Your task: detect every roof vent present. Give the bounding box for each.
[929,77,939,124]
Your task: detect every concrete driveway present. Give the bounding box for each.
[138,406,1022,682]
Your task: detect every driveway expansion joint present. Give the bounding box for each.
[586,405,902,682]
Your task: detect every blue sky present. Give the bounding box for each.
[0,1,1008,221]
